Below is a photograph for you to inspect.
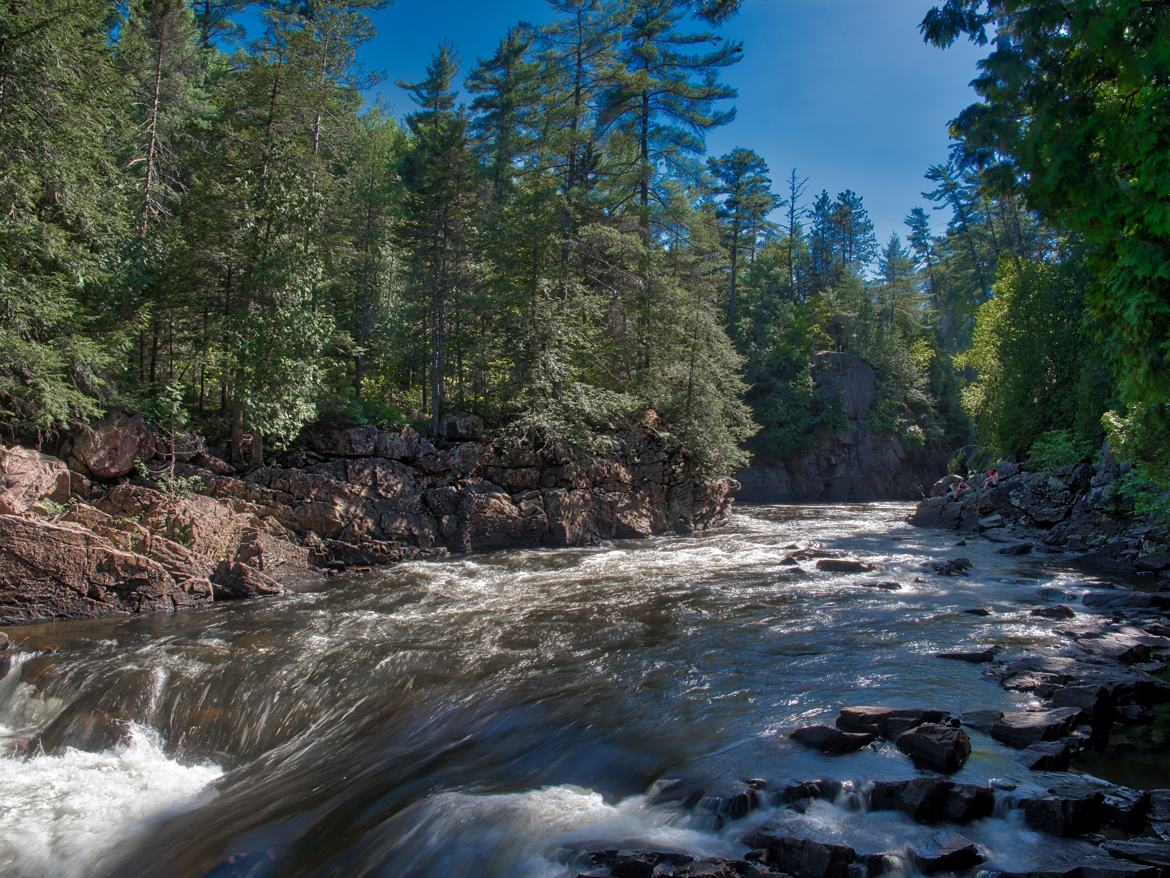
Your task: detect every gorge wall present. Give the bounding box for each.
[737,351,949,503]
[0,413,736,626]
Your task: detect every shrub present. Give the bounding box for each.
[1027,429,1094,471]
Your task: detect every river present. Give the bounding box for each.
[0,503,1151,877]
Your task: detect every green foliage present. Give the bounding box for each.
[923,0,1170,453]
[955,257,1106,457]
[1110,469,1170,526]
[318,396,407,430]
[133,458,203,498]
[1027,429,1094,472]
[0,0,130,433]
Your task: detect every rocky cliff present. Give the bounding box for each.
[910,459,1170,576]
[737,351,949,502]
[0,415,736,625]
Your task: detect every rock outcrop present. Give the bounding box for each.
[737,352,948,502]
[909,457,1169,575]
[0,446,70,515]
[0,418,736,625]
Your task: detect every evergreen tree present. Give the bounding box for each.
[707,147,780,330]
[0,0,129,433]
[397,44,480,436]
[600,0,741,234]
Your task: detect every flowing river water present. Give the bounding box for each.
[0,503,1159,877]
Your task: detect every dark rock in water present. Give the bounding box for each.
[674,858,783,877]
[1039,586,1078,602]
[1046,778,1149,832]
[789,725,875,754]
[1050,684,1114,734]
[1022,791,1104,836]
[695,782,765,826]
[1149,790,1170,824]
[896,723,972,773]
[1102,839,1170,871]
[910,833,984,875]
[0,631,9,652]
[867,778,994,824]
[959,709,1004,734]
[836,706,952,739]
[856,580,902,591]
[963,606,993,616]
[998,543,1034,556]
[956,539,968,546]
[1083,591,1170,612]
[937,647,999,664]
[747,835,856,878]
[1031,604,1077,620]
[978,514,1005,530]
[994,862,1158,878]
[991,708,1084,748]
[778,779,843,804]
[779,556,800,567]
[584,849,695,878]
[931,557,972,576]
[1014,738,1078,771]
[1135,554,1170,574]
[815,558,874,574]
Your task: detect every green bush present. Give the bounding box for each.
[317,396,407,430]
[1027,429,1094,471]
[1110,468,1170,525]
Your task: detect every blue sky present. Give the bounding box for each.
[323,0,985,247]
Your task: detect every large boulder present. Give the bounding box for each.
[895,723,972,773]
[71,411,156,478]
[0,446,71,514]
[0,514,212,624]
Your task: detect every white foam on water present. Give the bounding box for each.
[383,784,738,877]
[0,723,222,878]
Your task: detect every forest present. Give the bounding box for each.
[1,0,1168,503]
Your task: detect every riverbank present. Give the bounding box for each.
[0,413,735,626]
[910,458,1170,579]
[2,504,1170,877]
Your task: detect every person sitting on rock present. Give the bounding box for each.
[948,479,969,501]
[983,467,999,489]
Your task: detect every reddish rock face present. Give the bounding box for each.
[0,514,213,624]
[0,446,71,515]
[72,411,156,479]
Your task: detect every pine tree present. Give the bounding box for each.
[600,0,741,235]
[117,0,207,389]
[467,25,542,207]
[397,44,480,436]
[707,147,780,331]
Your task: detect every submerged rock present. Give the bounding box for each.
[936,647,999,663]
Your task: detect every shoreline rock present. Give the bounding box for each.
[908,458,1169,578]
[0,421,737,626]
